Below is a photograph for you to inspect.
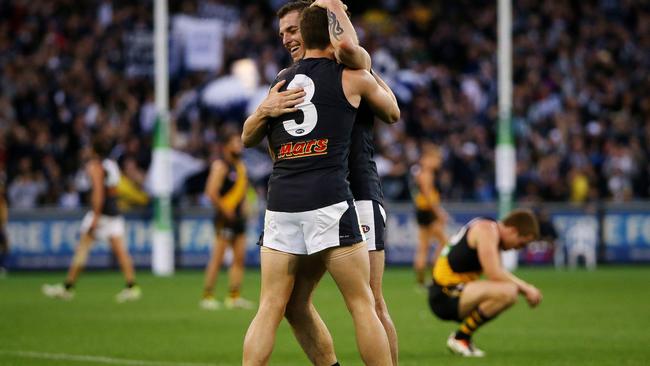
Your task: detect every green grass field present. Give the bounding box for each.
[1,267,649,366]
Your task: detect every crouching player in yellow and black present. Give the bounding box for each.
[429,209,543,357]
[200,131,254,310]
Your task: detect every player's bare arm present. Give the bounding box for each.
[415,168,437,208]
[241,79,305,147]
[343,69,400,123]
[86,160,105,235]
[473,220,515,282]
[312,0,372,70]
[315,0,401,126]
[372,70,398,107]
[472,220,542,306]
[504,271,542,307]
[205,160,234,220]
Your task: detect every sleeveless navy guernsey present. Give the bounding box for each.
[266,58,357,212]
[348,100,383,203]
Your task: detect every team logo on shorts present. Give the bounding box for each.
[361,225,371,233]
[277,138,328,160]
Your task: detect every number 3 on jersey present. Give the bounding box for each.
[282,74,317,137]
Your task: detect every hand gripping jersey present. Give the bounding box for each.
[348,100,383,203]
[266,58,357,212]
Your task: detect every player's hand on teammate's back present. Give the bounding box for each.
[260,80,306,118]
[523,284,543,307]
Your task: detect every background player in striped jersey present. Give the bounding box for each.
[412,143,449,287]
[42,138,140,302]
[429,209,543,357]
[200,130,254,310]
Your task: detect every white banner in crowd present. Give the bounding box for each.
[173,15,224,72]
[145,149,205,195]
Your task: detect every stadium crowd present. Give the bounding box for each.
[1,0,649,210]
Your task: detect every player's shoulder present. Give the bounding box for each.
[277,67,289,79]
[210,159,228,172]
[342,68,374,95]
[85,158,103,171]
[342,67,373,81]
[277,62,301,78]
[468,218,498,239]
[471,218,497,229]
[271,66,293,88]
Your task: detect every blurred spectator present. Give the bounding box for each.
[59,181,81,209]
[7,157,47,208]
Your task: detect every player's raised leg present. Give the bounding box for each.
[42,231,94,300]
[324,243,392,366]
[65,233,93,288]
[242,247,298,366]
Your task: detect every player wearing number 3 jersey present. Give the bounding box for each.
[265,63,357,216]
[241,5,399,366]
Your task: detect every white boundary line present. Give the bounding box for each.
[0,350,225,366]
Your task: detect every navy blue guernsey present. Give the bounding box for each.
[348,100,383,203]
[266,58,357,212]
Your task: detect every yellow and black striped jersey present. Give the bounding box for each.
[433,218,494,286]
[411,164,440,211]
[219,161,247,214]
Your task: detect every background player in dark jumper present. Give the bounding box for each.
[200,130,254,310]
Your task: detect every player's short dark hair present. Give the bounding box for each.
[300,6,330,50]
[219,127,240,145]
[502,209,540,241]
[277,0,312,19]
[92,137,112,158]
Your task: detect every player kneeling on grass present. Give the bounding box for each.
[42,138,141,303]
[428,209,542,357]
